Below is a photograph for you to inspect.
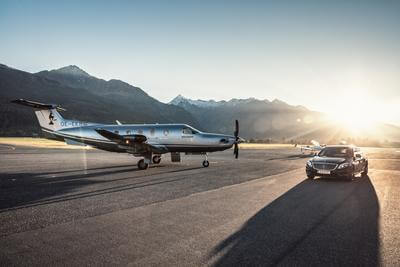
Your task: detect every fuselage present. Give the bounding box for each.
[51,123,237,153]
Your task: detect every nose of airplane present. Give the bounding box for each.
[237,137,245,143]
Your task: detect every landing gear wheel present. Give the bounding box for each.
[152,155,161,164]
[307,174,315,180]
[138,159,149,170]
[362,164,368,177]
[202,160,209,168]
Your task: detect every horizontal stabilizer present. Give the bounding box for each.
[11,99,66,111]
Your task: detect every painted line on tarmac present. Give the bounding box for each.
[0,144,16,151]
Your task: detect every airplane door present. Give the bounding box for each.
[181,127,194,144]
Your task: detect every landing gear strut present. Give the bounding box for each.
[202,154,209,168]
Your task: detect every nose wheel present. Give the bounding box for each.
[202,154,209,167]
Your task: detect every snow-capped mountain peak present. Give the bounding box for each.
[169,95,221,108]
[52,65,91,77]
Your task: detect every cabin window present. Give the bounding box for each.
[150,128,155,136]
[137,129,143,134]
[114,130,119,134]
[126,130,131,135]
[163,129,169,136]
[182,128,192,134]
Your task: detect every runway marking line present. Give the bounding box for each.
[0,144,16,151]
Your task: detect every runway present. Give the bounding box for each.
[1,145,400,266]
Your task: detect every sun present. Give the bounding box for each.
[325,91,383,136]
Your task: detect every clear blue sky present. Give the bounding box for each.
[1,0,399,123]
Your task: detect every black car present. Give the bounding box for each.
[306,145,368,180]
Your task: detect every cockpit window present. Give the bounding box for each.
[182,127,198,134]
[318,147,352,158]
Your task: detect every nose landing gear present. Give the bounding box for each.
[202,154,209,167]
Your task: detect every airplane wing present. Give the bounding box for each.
[95,129,167,154]
[95,129,147,144]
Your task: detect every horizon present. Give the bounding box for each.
[1,1,399,126]
[2,62,400,128]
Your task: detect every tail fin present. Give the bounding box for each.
[12,99,68,131]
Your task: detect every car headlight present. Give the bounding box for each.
[337,162,351,169]
[306,160,313,167]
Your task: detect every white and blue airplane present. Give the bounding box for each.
[12,99,244,170]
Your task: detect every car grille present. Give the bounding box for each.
[313,163,337,171]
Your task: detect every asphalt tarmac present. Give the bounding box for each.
[1,145,399,266]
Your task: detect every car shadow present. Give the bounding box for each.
[209,175,379,266]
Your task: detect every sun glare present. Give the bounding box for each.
[326,91,384,136]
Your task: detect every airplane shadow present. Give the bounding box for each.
[209,176,379,266]
[0,165,204,212]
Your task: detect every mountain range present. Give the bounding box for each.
[1,63,399,144]
[0,64,199,136]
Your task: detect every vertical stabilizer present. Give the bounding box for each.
[34,109,66,131]
[11,99,89,133]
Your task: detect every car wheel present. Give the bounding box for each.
[202,160,209,167]
[362,163,368,177]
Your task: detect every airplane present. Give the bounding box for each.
[296,140,325,155]
[12,99,244,170]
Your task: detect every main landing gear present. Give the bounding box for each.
[138,155,161,170]
[152,155,161,164]
[137,159,149,170]
[202,154,209,168]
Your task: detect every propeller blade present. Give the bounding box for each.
[234,143,239,159]
[234,119,239,139]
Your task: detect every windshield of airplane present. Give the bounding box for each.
[318,147,352,158]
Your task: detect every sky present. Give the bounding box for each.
[1,0,399,124]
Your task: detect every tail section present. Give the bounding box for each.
[11,99,90,132]
[34,108,66,131]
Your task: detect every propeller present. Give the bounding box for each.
[234,120,239,159]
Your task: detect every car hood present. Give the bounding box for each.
[312,156,347,164]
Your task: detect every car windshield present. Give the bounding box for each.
[318,147,352,158]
